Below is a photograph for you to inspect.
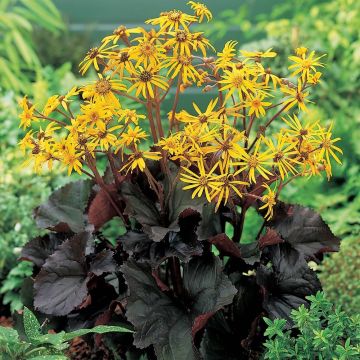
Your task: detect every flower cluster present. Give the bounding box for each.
[18,1,342,220]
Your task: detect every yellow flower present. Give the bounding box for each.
[187,1,212,23]
[162,55,201,83]
[264,134,300,180]
[19,97,36,129]
[244,94,272,118]
[281,79,311,112]
[308,71,322,85]
[240,48,277,59]
[102,25,141,45]
[126,65,168,99]
[233,139,273,183]
[259,184,277,220]
[288,50,325,81]
[82,74,125,107]
[105,49,135,79]
[176,98,220,129]
[78,100,113,127]
[42,95,60,116]
[164,30,195,56]
[219,65,259,101]
[79,42,117,75]
[121,150,162,173]
[215,41,237,71]
[59,141,83,176]
[146,10,197,31]
[118,126,148,147]
[212,161,248,211]
[89,121,122,150]
[129,38,165,67]
[191,32,214,56]
[282,114,319,140]
[256,63,282,89]
[180,157,222,202]
[118,109,146,126]
[295,47,308,56]
[313,123,342,167]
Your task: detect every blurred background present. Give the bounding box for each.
[0,0,359,319]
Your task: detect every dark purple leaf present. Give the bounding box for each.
[269,202,340,258]
[121,255,236,359]
[20,233,65,268]
[34,180,93,233]
[34,232,115,316]
[256,243,321,325]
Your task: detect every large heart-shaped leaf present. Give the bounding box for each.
[34,180,93,233]
[256,243,321,325]
[20,233,66,268]
[121,255,236,360]
[269,203,340,258]
[34,232,115,316]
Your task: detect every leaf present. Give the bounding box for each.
[34,180,93,233]
[256,243,321,325]
[20,233,65,268]
[28,356,68,360]
[120,230,202,267]
[33,232,113,316]
[209,233,242,258]
[34,233,89,316]
[259,228,284,250]
[121,255,236,359]
[121,180,161,231]
[89,250,116,276]
[62,324,133,342]
[269,203,340,258]
[88,183,122,230]
[23,307,41,341]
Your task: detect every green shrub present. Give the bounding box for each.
[263,292,360,359]
[319,237,360,314]
[0,307,132,359]
[0,0,64,93]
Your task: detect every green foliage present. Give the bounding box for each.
[319,237,360,314]
[263,292,360,359]
[0,307,132,360]
[0,0,64,93]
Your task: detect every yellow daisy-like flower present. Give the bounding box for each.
[58,141,83,176]
[118,126,148,147]
[102,25,142,45]
[215,41,237,71]
[82,74,125,107]
[240,48,277,59]
[42,95,60,116]
[146,10,197,31]
[19,97,36,129]
[244,94,272,118]
[162,55,201,83]
[180,157,222,202]
[281,79,311,112]
[121,150,162,173]
[233,139,273,183]
[288,50,325,81]
[79,42,117,75]
[176,98,220,129]
[105,49,135,79]
[130,38,166,67]
[282,114,319,141]
[164,30,195,56]
[259,184,277,220]
[88,121,122,150]
[118,109,146,126]
[191,32,215,57]
[126,65,168,99]
[187,1,212,22]
[219,65,259,101]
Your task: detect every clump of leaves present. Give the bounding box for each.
[319,237,360,314]
[0,307,132,360]
[263,292,360,359]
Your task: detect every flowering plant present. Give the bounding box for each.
[18,2,342,358]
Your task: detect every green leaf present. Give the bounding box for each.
[28,356,68,360]
[23,307,42,341]
[62,324,133,342]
